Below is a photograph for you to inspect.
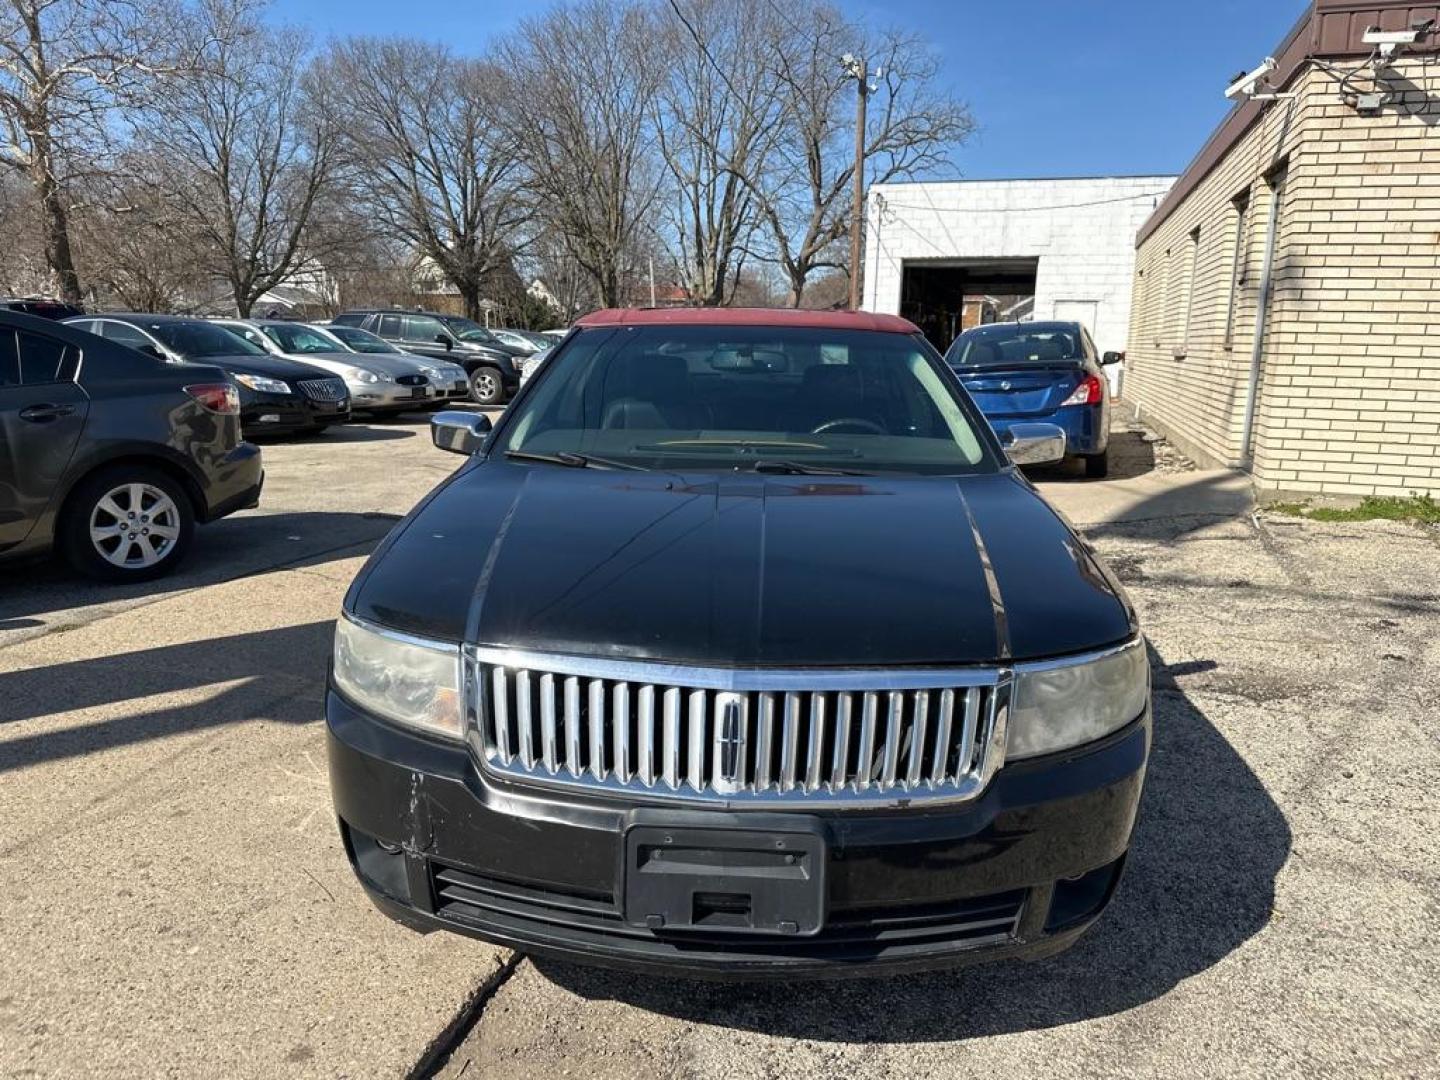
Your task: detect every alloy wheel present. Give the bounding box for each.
[88,482,182,570]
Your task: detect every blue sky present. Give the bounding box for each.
[274,0,1305,180]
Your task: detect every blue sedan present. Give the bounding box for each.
[945,321,1121,478]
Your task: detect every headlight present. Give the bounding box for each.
[232,373,291,395]
[348,368,380,383]
[1006,638,1149,760]
[333,615,463,740]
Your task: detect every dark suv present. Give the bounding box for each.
[332,309,518,406]
[0,311,263,581]
[327,308,1151,978]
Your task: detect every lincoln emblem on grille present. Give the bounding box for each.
[713,692,746,792]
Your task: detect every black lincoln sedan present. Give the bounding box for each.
[64,314,350,437]
[327,308,1150,978]
[0,310,262,581]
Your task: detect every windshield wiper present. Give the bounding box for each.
[741,460,870,476]
[504,450,645,471]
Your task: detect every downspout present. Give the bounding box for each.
[1239,167,1284,470]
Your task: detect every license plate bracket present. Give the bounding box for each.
[622,819,826,936]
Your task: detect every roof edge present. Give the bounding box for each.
[574,307,921,333]
[1136,0,1440,246]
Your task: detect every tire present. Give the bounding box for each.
[468,366,505,407]
[58,465,196,582]
[1084,450,1110,479]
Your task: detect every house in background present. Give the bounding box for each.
[861,175,1176,366]
[1125,0,1440,499]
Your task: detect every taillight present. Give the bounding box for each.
[1061,374,1104,407]
[184,383,240,414]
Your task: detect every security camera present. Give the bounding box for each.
[1225,57,1278,100]
[1362,26,1425,46]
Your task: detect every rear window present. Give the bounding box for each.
[500,325,993,476]
[0,328,79,385]
[947,324,1087,366]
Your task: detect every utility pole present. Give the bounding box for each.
[843,53,870,310]
[649,255,657,307]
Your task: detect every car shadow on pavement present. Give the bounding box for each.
[0,510,398,627]
[312,425,418,443]
[0,619,334,770]
[536,641,1292,1042]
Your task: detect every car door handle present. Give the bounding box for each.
[18,403,76,422]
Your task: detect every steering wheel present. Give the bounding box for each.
[811,417,886,436]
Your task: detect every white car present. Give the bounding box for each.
[307,323,470,405]
[212,318,436,414]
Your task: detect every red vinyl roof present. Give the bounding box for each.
[574,307,920,334]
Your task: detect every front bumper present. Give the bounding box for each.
[326,691,1149,979]
[349,382,433,411]
[239,389,348,433]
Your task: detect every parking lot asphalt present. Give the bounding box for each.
[3,415,1437,1078]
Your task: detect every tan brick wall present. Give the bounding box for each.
[1126,59,1440,497]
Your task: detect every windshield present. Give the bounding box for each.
[149,321,266,357]
[261,323,341,354]
[946,323,1086,366]
[442,316,500,344]
[324,325,398,354]
[498,326,993,475]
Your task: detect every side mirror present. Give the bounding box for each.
[1002,423,1067,467]
[1101,350,1125,366]
[430,410,492,455]
[435,334,453,350]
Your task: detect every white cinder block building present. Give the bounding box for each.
[1125,0,1440,499]
[862,176,1175,360]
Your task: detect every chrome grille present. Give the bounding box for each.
[297,377,347,402]
[396,373,427,386]
[467,649,1009,806]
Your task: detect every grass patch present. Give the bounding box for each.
[1267,494,1440,524]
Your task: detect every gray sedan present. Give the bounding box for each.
[212,318,436,414]
[307,323,470,404]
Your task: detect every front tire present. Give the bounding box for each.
[469,366,505,407]
[1084,450,1110,479]
[58,465,196,582]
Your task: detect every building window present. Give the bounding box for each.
[1180,226,1201,356]
[1223,189,1251,348]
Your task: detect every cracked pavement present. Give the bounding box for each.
[2,416,1436,1078]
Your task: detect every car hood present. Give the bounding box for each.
[278,350,420,378]
[350,465,1135,667]
[203,352,334,380]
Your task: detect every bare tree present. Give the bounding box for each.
[498,0,664,308]
[71,155,208,311]
[138,0,337,316]
[756,11,975,306]
[0,0,171,303]
[652,0,789,306]
[321,39,527,321]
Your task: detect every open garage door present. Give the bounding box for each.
[900,258,1039,352]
